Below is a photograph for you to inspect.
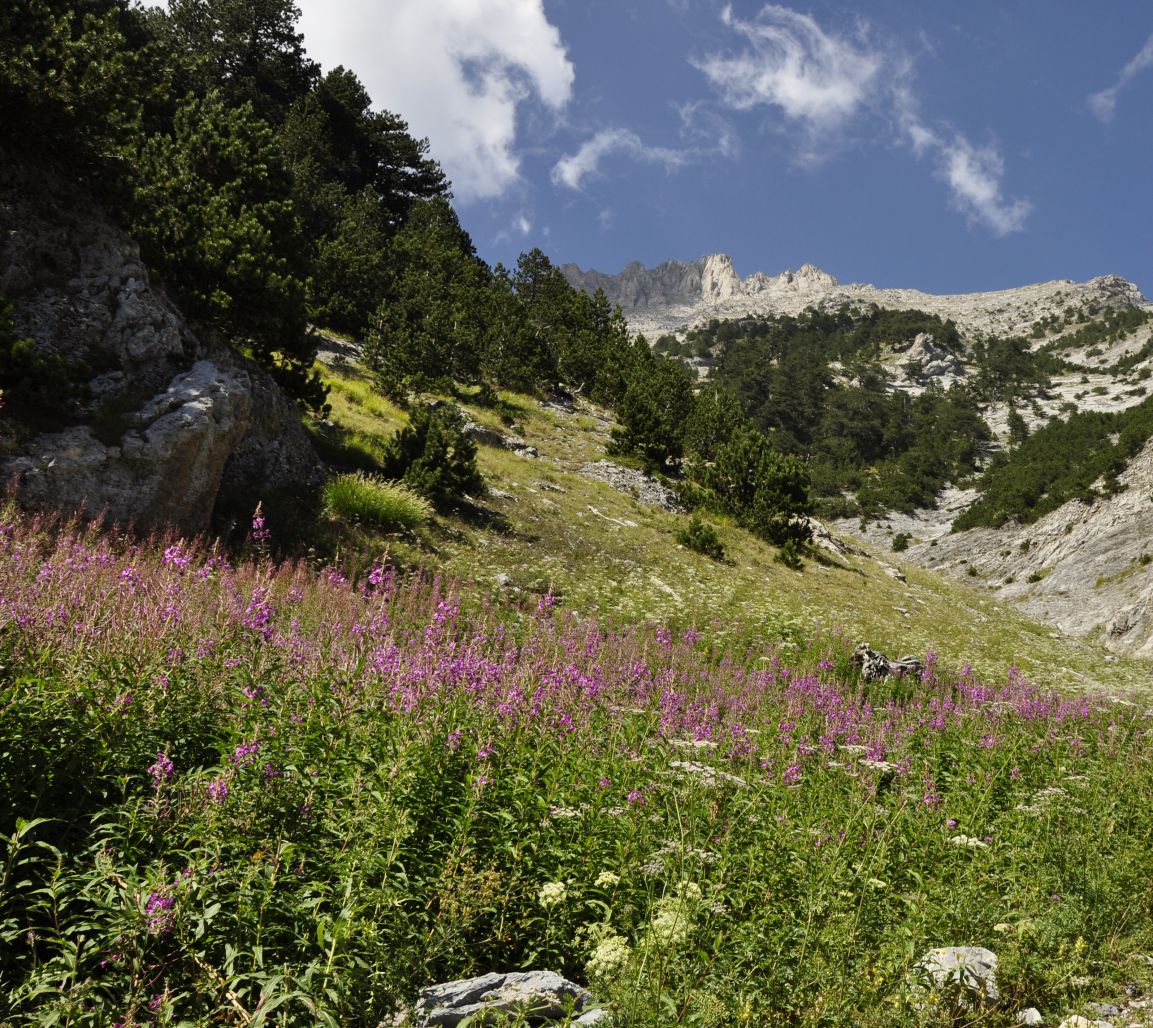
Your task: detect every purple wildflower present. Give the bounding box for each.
[148,752,175,789]
[207,778,229,804]
[232,741,260,766]
[250,503,271,543]
[162,545,191,571]
[145,891,175,935]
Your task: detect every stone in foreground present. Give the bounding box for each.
[915,946,999,1006]
[413,971,604,1026]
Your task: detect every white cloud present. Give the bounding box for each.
[699,6,1029,234]
[676,101,741,159]
[493,211,534,245]
[693,4,883,161]
[895,90,1030,236]
[937,135,1031,235]
[551,128,691,190]
[295,0,574,203]
[1089,32,1153,123]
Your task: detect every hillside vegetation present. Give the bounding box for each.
[3,506,1153,1026]
[5,3,1153,1025]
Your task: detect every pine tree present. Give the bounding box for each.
[379,404,484,511]
[131,90,324,409]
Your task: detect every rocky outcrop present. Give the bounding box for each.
[561,254,1150,342]
[411,971,606,1026]
[579,460,682,512]
[850,643,925,682]
[906,437,1153,658]
[0,151,321,534]
[892,332,965,390]
[914,946,999,1009]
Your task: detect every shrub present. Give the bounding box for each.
[0,297,87,423]
[702,426,813,546]
[380,403,484,511]
[324,473,432,532]
[891,532,910,552]
[774,538,803,569]
[675,516,726,562]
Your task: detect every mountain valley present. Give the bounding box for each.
[565,254,1153,658]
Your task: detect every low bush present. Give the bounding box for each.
[674,515,726,561]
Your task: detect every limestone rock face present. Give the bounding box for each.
[8,361,250,532]
[700,253,742,302]
[910,436,1153,658]
[0,151,321,534]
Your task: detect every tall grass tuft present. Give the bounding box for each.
[324,472,432,532]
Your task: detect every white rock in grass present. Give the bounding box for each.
[914,946,999,1006]
[1017,1008,1044,1025]
[1057,1017,1114,1028]
[413,971,598,1026]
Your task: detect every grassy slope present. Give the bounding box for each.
[316,360,1152,698]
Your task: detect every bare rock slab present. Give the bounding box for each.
[413,971,603,1026]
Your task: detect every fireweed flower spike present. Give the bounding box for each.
[250,503,271,544]
[148,752,174,789]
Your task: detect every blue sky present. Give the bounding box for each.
[294,1,1153,296]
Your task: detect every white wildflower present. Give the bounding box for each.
[676,880,703,902]
[948,835,988,849]
[586,934,632,981]
[645,896,693,949]
[538,881,567,908]
[594,870,621,889]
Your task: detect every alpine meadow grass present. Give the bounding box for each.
[1,506,1151,1025]
[323,472,433,533]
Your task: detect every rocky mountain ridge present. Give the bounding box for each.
[561,254,1149,340]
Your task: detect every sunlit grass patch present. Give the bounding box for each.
[324,472,432,532]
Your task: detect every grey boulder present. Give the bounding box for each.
[413,971,603,1026]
